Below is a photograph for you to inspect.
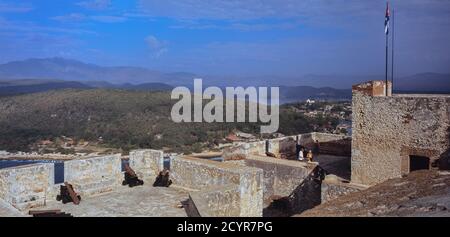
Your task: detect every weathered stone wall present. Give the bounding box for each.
[170,156,263,217]
[64,154,122,196]
[311,133,351,157]
[321,178,366,204]
[187,185,240,217]
[352,81,450,185]
[0,163,53,211]
[129,149,164,183]
[244,155,322,215]
[244,155,314,202]
[223,132,351,159]
[287,167,323,214]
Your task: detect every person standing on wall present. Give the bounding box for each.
[296,140,302,160]
[299,147,305,161]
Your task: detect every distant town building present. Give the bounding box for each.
[306,99,316,104]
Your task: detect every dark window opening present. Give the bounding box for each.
[409,155,430,172]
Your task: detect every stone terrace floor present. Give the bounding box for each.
[0,200,23,217]
[30,185,189,217]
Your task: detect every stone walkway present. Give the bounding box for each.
[30,185,189,217]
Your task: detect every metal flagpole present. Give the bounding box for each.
[385,28,389,96]
[391,8,395,93]
[385,2,389,96]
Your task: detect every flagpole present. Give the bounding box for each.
[391,8,395,93]
[385,26,389,96]
[385,2,389,96]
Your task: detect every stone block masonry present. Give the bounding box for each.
[170,156,263,217]
[0,163,53,211]
[64,154,122,197]
[321,177,367,204]
[352,80,450,186]
[244,155,324,215]
[244,155,315,203]
[223,132,351,159]
[187,185,240,217]
[129,149,164,183]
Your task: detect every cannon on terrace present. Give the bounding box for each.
[122,164,144,187]
[153,169,172,187]
[56,182,81,205]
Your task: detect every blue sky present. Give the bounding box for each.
[0,0,449,77]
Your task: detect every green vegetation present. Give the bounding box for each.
[0,89,342,154]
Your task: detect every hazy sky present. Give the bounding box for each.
[0,0,449,77]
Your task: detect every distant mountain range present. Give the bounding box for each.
[0,57,196,85]
[0,79,174,97]
[0,58,448,98]
[279,86,350,103]
[0,79,91,96]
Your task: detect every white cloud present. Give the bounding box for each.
[136,0,376,20]
[51,13,127,23]
[169,18,301,31]
[145,35,168,57]
[51,13,86,22]
[0,1,33,13]
[76,0,111,10]
[137,0,450,30]
[90,15,127,23]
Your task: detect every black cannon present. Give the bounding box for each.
[122,164,144,187]
[153,169,172,187]
[56,182,81,205]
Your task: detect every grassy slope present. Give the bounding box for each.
[0,89,319,153]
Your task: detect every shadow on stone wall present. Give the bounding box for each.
[438,148,450,170]
[440,127,450,170]
[263,166,326,217]
[279,137,296,159]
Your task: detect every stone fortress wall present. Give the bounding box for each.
[223,132,351,160]
[128,149,164,184]
[351,81,450,186]
[0,163,54,211]
[171,156,263,217]
[0,152,166,213]
[0,144,328,217]
[243,155,323,215]
[64,154,123,197]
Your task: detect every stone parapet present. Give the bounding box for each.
[64,154,122,197]
[170,156,263,217]
[0,163,53,211]
[187,185,240,217]
[223,132,351,159]
[129,149,164,183]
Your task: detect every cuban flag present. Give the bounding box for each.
[385,2,390,35]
